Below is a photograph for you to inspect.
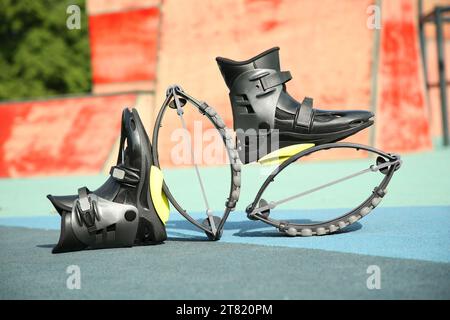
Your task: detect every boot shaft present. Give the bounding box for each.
[216,47,281,89]
[216,47,374,164]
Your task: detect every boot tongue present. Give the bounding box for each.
[216,47,281,89]
[216,60,254,89]
[253,47,281,71]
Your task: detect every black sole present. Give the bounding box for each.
[131,109,167,244]
[238,120,374,164]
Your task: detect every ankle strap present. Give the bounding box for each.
[109,165,140,185]
[76,187,97,234]
[261,71,292,91]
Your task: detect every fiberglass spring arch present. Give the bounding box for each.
[245,143,401,236]
[152,85,241,240]
[153,86,402,239]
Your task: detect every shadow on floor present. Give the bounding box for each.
[166,218,362,240]
[35,217,363,247]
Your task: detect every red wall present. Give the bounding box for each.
[0,94,137,177]
[375,0,431,152]
[89,6,161,93]
[155,0,376,164]
[0,0,441,177]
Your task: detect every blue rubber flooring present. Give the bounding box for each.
[1,205,449,263]
[1,149,449,299]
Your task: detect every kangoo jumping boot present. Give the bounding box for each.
[216,47,374,163]
[47,108,168,253]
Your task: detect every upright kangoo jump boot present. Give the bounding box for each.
[47,108,168,253]
[216,47,374,163]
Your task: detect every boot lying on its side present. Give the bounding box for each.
[47,108,168,253]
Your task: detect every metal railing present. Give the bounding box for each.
[419,1,450,146]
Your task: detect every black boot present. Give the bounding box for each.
[47,108,168,253]
[216,47,374,163]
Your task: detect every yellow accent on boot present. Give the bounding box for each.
[149,166,170,224]
[258,143,315,166]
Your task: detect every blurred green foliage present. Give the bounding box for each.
[0,0,91,100]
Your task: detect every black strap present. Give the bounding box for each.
[295,97,314,130]
[76,187,96,234]
[110,165,140,185]
[260,71,292,91]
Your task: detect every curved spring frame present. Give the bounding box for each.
[245,143,402,236]
[152,85,241,240]
[153,85,402,239]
